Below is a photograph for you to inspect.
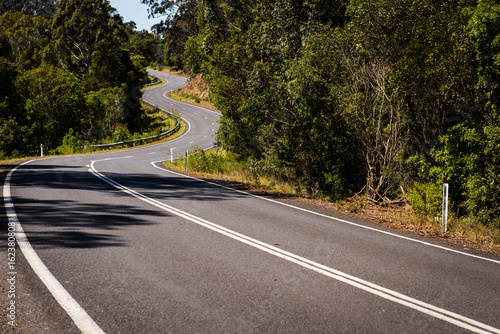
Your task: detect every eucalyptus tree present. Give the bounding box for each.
[52,0,147,132]
[0,0,58,19]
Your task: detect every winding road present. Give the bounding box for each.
[3,69,500,333]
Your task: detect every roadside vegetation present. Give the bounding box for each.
[50,102,181,156]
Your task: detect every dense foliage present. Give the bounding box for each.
[0,0,58,19]
[144,0,499,225]
[141,0,199,68]
[2,0,498,225]
[0,0,166,158]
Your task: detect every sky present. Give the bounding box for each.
[108,0,164,31]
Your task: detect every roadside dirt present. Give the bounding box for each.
[176,74,210,99]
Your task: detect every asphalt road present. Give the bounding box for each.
[3,70,500,333]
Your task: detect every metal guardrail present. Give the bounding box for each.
[142,75,162,89]
[89,100,180,149]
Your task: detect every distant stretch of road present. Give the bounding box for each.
[4,69,500,333]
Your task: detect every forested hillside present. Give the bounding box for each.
[0,0,165,158]
[1,0,498,228]
[144,0,499,227]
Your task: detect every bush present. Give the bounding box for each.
[432,123,500,225]
[188,147,226,173]
[112,124,132,143]
[10,150,21,159]
[406,181,443,217]
[53,128,81,155]
[463,124,500,225]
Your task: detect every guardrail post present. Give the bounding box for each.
[442,183,449,232]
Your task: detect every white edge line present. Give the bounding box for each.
[91,161,499,334]
[150,162,500,265]
[4,160,105,334]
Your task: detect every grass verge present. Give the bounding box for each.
[163,147,296,195]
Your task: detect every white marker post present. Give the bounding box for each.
[41,144,43,157]
[170,148,173,163]
[442,183,449,232]
[185,151,188,171]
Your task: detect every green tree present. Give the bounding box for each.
[188,0,358,195]
[84,86,127,142]
[51,0,146,132]
[15,63,86,153]
[51,0,128,76]
[127,28,165,67]
[0,0,58,19]
[142,0,199,69]
[464,0,500,224]
[0,33,21,156]
[348,0,478,159]
[469,0,500,111]
[422,1,500,224]
[0,12,51,70]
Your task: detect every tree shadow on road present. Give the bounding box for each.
[1,162,249,249]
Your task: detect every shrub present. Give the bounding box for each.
[10,150,21,159]
[188,147,226,173]
[432,123,500,225]
[112,124,132,143]
[406,181,443,217]
[53,128,81,155]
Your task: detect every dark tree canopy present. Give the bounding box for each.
[0,0,498,225]
[171,0,499,224]
[142,0,199,68]
[0,0,58,19]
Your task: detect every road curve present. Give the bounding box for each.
[4,70,500,333]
